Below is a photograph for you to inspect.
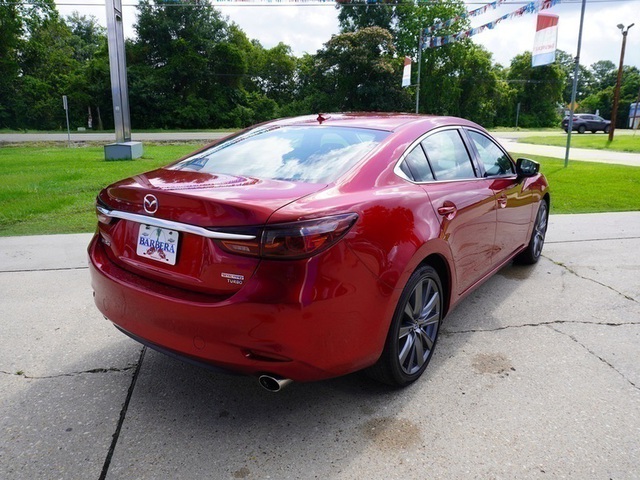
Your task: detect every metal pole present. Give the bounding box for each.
[564,0,587,168]
[106,0,132,143]
[63,95,71,148]
[515,102,521,129]
[415,31,422,114]
[609,23,634,142]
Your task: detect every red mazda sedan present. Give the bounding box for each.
[89,113,549,391]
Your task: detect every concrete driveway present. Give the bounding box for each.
[1,213,639,479]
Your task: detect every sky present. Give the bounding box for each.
[56,0,640,70]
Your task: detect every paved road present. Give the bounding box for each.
[1,212,639,479]
[496,136,640,167]
[2,130,638,167]
[0,131,230,143]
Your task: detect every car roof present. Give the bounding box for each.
[266,112,481,133]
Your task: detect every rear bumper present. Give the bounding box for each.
[88,234,398,381]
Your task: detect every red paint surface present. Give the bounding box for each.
[89,113,549,381]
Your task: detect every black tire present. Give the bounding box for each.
[367,265,443,387]
[577,125,586,134]
[515,200,548,265]
[604,125,610,134]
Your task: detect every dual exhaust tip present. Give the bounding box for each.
[258,374,292,392]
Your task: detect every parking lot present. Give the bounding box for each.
[1,212,639,479]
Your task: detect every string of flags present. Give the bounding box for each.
[209,0,336,3]
[423,0,561,49]
[424,0,506,34]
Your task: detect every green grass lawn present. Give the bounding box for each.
[0,143,205,236]
[518,133,640,153]
[508,152,640,213]
[0,145,638,237]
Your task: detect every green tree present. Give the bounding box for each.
[337,0,395,33]
[131,0,238,128]
[582,65,640,128]
[306,27,411,112]
[506,51,565,127]
[590,60,617,91]
[0,0,23,128]
[14,2,80,130]
[555,49,593,104]
[252,42,297,105]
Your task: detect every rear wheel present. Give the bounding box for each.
[578,125,586,134]
[367,265,443,387]
[515,200,548,265]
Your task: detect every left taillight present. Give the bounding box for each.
[217,213,358,260]
[95,199,114,225]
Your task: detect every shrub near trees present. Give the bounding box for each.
[0,0,638,131]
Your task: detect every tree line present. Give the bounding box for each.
[1,0,639,132]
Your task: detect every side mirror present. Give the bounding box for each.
[516,158,540,178]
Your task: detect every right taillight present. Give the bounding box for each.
[216,213,358,260]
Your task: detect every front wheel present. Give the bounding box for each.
[604,125,610,134]
[367,265,443,387]
[515,200,548,265]
[578,125,586,134]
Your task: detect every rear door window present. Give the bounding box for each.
[421,130,477,181]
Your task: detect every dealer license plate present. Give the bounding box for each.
[136,224,179,265]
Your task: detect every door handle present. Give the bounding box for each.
[437,203,457,218]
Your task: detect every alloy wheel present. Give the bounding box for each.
[397,277,441,375]
[533,202,548,258]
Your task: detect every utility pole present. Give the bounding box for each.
[415,31,423,114]
[104,0,142,160]
[609,23,634,142]
[564,0,587,168]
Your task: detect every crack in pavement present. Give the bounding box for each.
[0,266,88,274]
[99,346,146,480]
[546,236,640,245]
[547,325,640,392]
[443,319,640,335]
[0,366,137,379]
[542,254,639,304]
[444,321,640,392]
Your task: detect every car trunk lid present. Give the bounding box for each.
[97,168,326,296]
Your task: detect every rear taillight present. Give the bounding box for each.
[217,213,358,260]
[96,200,114,225]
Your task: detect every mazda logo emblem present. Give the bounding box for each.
[143,194,158,214]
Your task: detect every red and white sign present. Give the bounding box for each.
[532,14,559,67]
[402,57,412,87]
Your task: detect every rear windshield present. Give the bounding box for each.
[170,126,390,183]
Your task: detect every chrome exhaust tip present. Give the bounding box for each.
[258,374,293,392]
